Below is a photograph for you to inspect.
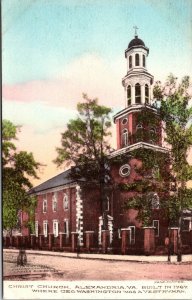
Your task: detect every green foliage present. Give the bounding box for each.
[124,75,192,227]
[24,196,37,234]
[54,94,113,183]
[54,94,112,169]
[54,94,113,228]
[123,193,157,226]
[2,119,41,232]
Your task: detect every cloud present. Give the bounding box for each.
[3,53,125,109]
[2,100,77,134]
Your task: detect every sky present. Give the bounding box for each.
[2,0,192,186]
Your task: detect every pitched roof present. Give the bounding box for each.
[29,168,75,194]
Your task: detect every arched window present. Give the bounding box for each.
[127,85,131,105]
[149,127,156,144]
[136,124,143,142]
[135,53,139,66]
[145,84,149,103]
[52,192,58,212]
[129,56,132,69]
[143,55,145,67]
[135,83,141,103]
[122,129,128,147]
[43,199,47,213]
[63,193,69,210]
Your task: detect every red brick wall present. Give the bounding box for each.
[115,110,162,148]
[35,187,77,235]
[82,188,101,232]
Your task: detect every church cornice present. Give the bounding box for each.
[113,104,158,122]
[122,71,154,86]
[109,142,169,158]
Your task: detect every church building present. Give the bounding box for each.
[22,33,191,255]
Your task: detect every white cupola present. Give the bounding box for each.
[122,28,154,107]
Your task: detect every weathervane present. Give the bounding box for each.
[133,26,138,37]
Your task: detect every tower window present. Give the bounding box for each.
[135,83,141,104]
[136,124,143,131]
[135,54,139,66]
[122,118,128,125]
[145,84,149,103]
[127,85,131,106]
[119,164,131,177]
[129,56,132,69]
[143,55,145,67]
[122,129,128,147]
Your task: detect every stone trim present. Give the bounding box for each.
[143,226,155,229]
[168,227,179,230]
[76,185,84,246]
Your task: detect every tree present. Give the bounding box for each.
[154,74,192,259]
[3,119,41,235]
[54,94,113,229]
[124,75,192,259]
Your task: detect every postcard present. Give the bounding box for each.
[2,0,192,299]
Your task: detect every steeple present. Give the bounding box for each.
[123,33,153,107]
[113,33,163,152]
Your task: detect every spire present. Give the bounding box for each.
[133,26,138,38]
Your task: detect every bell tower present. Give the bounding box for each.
[123,28,153,107]
[113,30,164,154]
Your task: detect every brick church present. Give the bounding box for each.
[19,33,191,255]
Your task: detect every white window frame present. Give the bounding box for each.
[121,117,128,125]
[182,217,192,232]
[119,164,131,177]
[153,220,159,237]
[43,198,47,213]
[53,220,59,237]
[143,54,146,67]
[127,85,131,106]
[135,83,141,104]
[136,123,143,131]
[135,53,140,66]
[145,84,149,103]
[106,196,110,211]
[43,220,48,237]
[35,221,38,237]
[129,55,132,69]
[118,229,122,239]
[151,193,160,210]
[63,193,69,210]
[122,129,128,147]
[64,219,69,237]
[52,192,58,212]
[129,226,135,245]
